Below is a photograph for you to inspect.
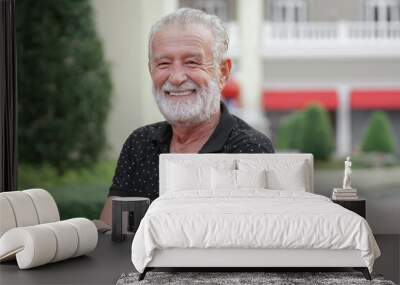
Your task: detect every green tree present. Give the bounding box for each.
[361,111,396,154]
[300,104,334,160]
[16,0,112,174]
[276,111,304,151]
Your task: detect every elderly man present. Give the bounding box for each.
[100,8,274,226]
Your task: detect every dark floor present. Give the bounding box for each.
[0,234,398,284]
[374,234,400,284]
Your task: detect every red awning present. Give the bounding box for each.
[262,90,337,111]
[351,90,400,110]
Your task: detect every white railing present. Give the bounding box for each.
[263,21,400,42]
[226,21,400,58]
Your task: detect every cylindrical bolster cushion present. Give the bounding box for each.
[0,226,57,269]
[0,218,98,269]
[42,221,79,262]
[64,218,98,257]
[0,191,39,228]
[0,196,17,237]
[23,189,60,224]
[0,189,59,238]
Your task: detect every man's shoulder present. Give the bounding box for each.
[227,115,275,153]
[125,121,169,144]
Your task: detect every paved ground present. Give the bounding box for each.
[314,167,400,234]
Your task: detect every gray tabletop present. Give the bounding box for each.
[0,233,134,285]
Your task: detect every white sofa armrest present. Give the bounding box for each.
[0,218,98,269]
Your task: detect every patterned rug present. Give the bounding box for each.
[116,271,396,285]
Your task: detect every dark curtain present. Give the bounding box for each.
[0,0,17,192]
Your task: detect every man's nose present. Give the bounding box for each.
[168,64,187,86]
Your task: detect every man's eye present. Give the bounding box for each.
[157,62,170,68]
[186,61,200,66]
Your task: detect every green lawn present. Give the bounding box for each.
[18,161,117,220]
[314,153,399,170]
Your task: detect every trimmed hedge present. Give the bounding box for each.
[361,111,396,154]
[275,111,304,151]
[300,104,334,160]
[275,104,334,160]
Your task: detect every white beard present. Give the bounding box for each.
[153,78,221,125]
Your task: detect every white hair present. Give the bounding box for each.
[148,8,229,65]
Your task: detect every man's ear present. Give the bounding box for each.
[218,58,232,90]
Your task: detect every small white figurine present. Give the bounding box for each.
[342,156,352,190]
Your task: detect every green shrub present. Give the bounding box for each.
[300,104,334,160]
[276,112,304,151]
[361,111,396,154]
[275,121,291,150]
[16,0,112,174]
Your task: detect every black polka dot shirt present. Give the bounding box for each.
[108,102,275,201]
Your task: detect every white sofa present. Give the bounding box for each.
[0,189,98,269]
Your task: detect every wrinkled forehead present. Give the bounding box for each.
[150,23,214,59]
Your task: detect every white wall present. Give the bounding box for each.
[263,59,400,84]
[91,0,177,159]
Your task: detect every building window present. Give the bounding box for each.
[365,0,400,22]
[268,0,308,22]
[179,0,236,22]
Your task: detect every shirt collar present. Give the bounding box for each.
[150,122,172,145]
[151,102,235,152]
[199,102,235,153]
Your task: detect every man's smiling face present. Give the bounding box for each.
[149,24,221,125]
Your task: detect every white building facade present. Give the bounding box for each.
[92,0,400,158]
[182,0,400,156]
